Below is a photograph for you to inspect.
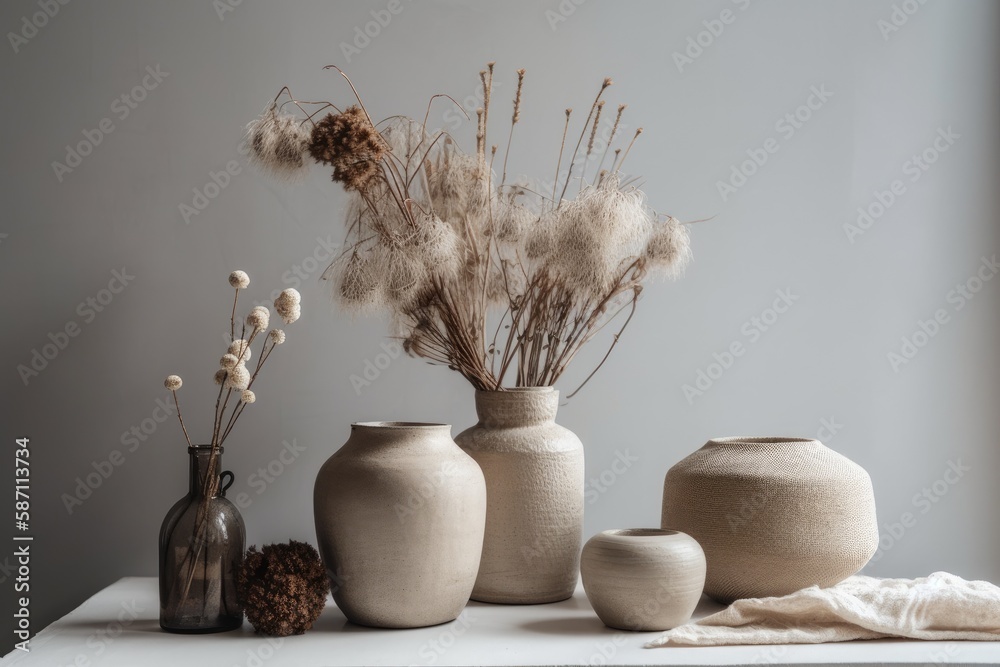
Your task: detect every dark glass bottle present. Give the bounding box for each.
[159,445,245,633]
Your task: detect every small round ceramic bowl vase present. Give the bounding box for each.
[580,528,706,631]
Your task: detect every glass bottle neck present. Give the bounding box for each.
[188,446,223,498]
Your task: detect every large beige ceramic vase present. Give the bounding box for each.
[456,387,584,604]
[313,422,486,628]
[661,437,878,604]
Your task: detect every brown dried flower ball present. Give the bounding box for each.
[237,540,328,636]
[308,106,387,192]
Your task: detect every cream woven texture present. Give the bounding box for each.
[661,437,878,604]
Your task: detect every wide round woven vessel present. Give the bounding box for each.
[661,437,878,603]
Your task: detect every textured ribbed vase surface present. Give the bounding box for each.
[314,422,486,628]
[456,387,584,604]
[661,437,878,604]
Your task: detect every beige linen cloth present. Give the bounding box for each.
[647,572,1000,647]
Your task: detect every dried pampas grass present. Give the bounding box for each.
[248,64,695,394]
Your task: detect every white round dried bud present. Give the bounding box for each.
[226,364,250,390]
[246,305,270,331]
[275,288,301,307]
[279,304,301,324]
[214,369,227,385]
[220,353,240,370]
[240,389,256,404]
[268,329,286,345]
[228,340,252,363]
[228,270,250,289]
[164,375,183,391]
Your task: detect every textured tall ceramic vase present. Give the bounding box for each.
[314,422,486,628]
[661,437,878,603]
[456,387,584,604]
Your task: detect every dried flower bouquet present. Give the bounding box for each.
[161,272,302,620]
[247,64,691,395]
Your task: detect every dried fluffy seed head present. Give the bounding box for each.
[240,389,256,404]
[280,304,301,324]
[408,213,462,278]
[546,177,653,295]
[644,216,692,277]
[246,106,312,181]
[220,353,240,370]
[335,252,384,311]
[226,364,251,390]
[308,107,387,192]
[229,270,250,289]
[268,329,285,345]
[275,289,302,323]
[228,340,252,363]
[386,251,429,308]
[524,210,560,260]
[276,288,301,307]
[491,197,534,245]
[164,375,182,391]
[246,306,270,332]
[214,369,227,385]
[427,153,489,224]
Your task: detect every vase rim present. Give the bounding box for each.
[189,444,223,452]
[352,421,451,429]
[708,436,817,446]
[475,386,554,394]
[601,528,680,539]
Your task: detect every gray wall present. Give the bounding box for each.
[2,0,998,653]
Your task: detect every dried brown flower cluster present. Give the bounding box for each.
[246,64,693,394]
[238,540,328,636]
[308,106,387,191]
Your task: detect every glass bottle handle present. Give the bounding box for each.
[218,470,235,497]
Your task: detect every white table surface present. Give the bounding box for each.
[2,577,998,667]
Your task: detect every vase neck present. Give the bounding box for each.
[474,387,559,428]
[348,422,453,449]
[705,437,819,449]
[188,445,223,498]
